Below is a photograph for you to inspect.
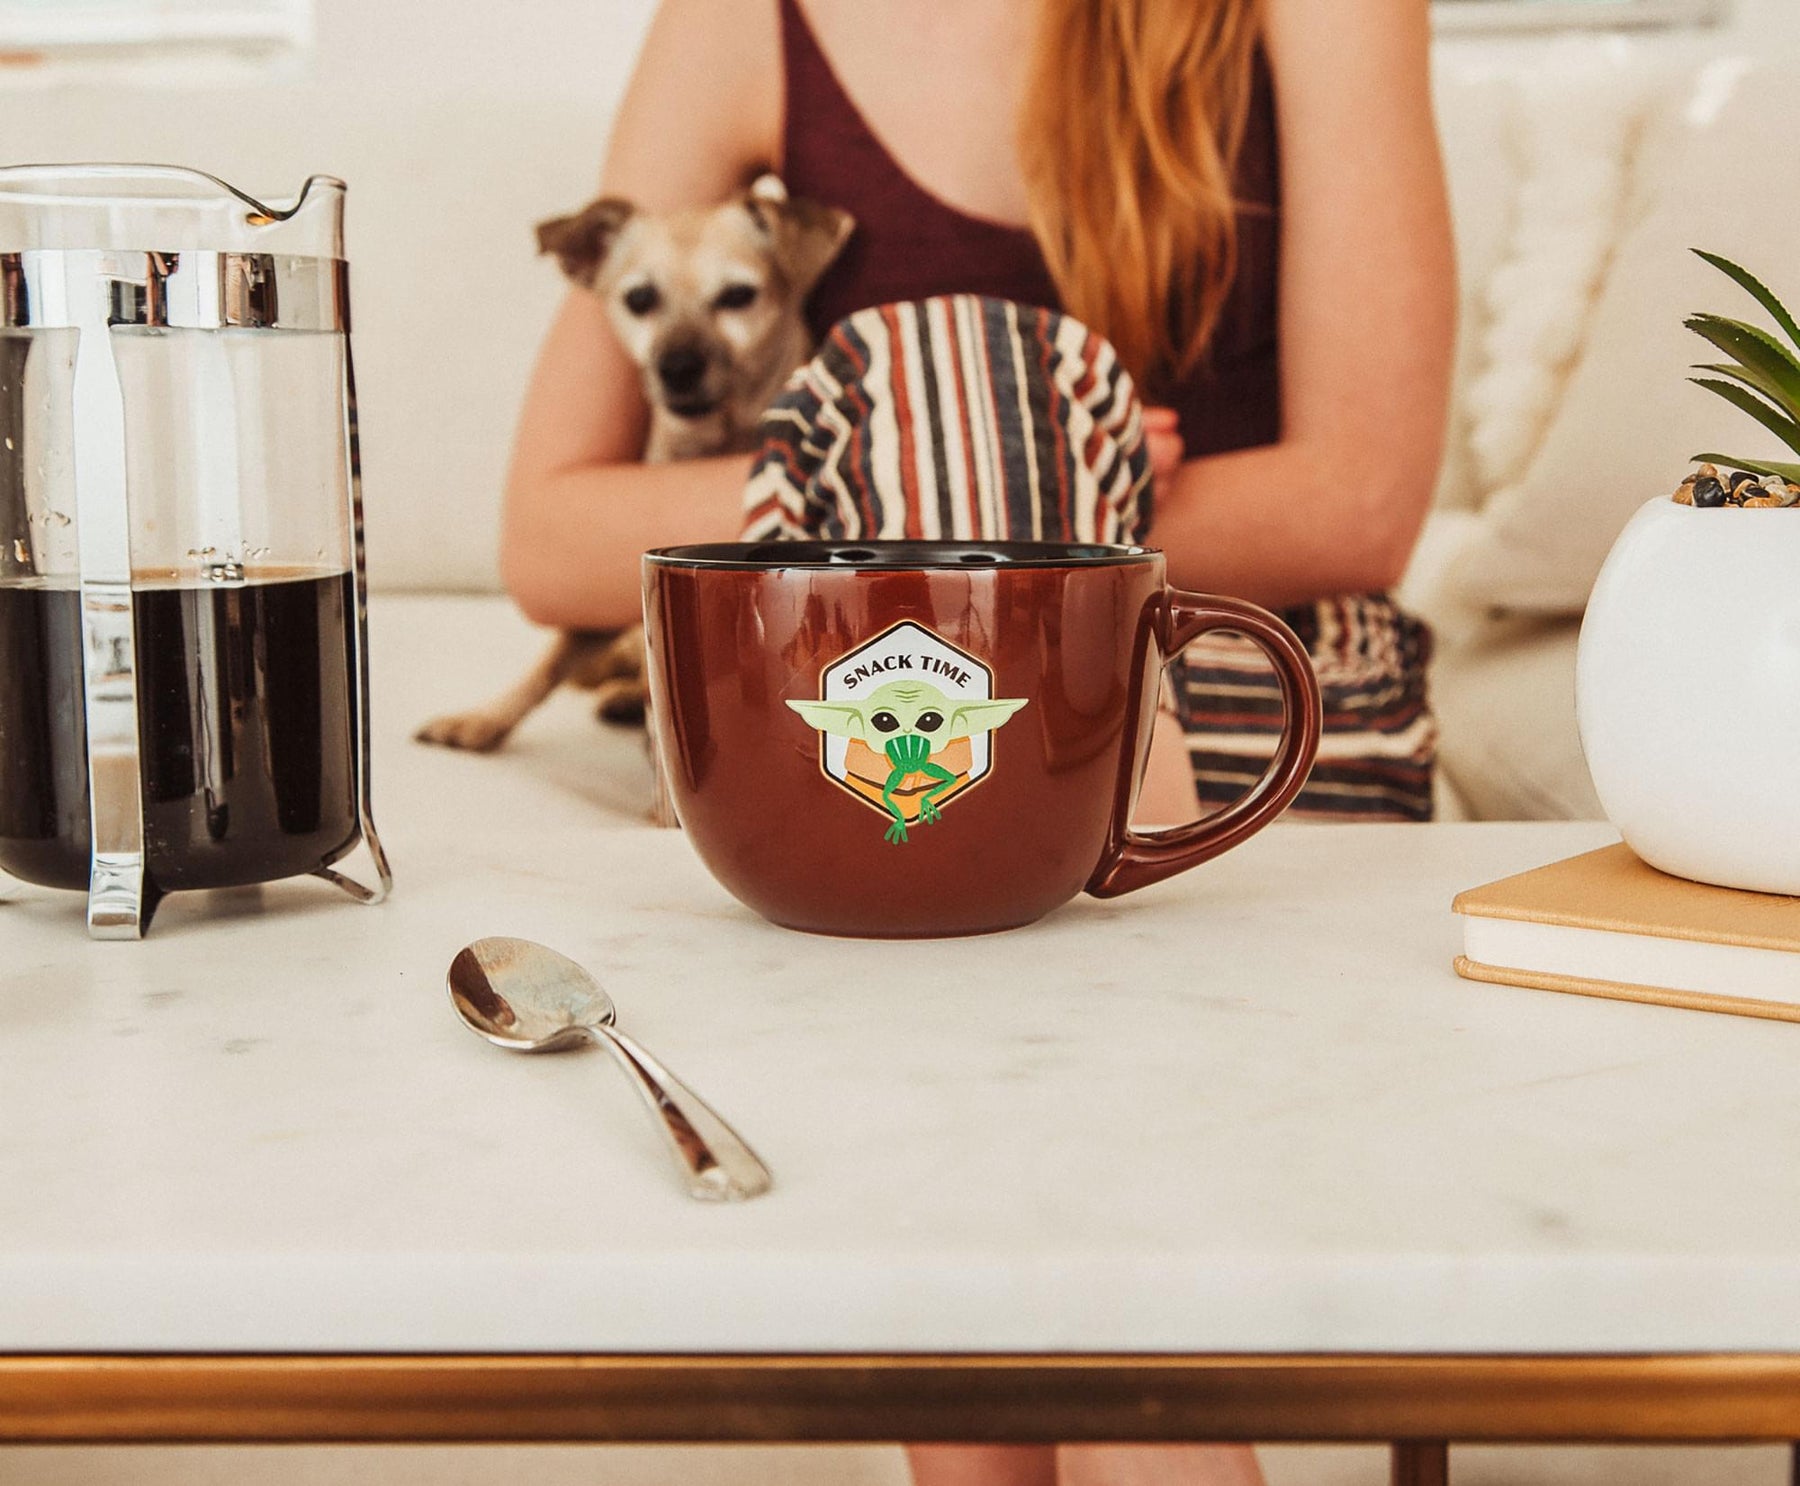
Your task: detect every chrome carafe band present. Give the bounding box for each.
[1,250,349,335]
[41,250,150,936]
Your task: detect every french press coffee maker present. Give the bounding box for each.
[0,165,390,937]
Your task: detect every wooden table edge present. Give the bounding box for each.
[3,1353,1800,1444]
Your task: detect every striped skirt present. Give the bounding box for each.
[1173,592,1437,822]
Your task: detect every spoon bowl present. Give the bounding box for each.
[449,937,615,1051]
[448,936,772,1201]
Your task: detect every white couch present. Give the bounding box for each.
[1412,40,1800,821]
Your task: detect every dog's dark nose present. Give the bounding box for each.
[656,346,707,395]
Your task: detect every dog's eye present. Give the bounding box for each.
[622,284,661,317]
[714,283,759,311]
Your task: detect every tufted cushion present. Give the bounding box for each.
[1445,55,1800,614]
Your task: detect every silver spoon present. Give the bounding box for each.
[447,936,772,1202]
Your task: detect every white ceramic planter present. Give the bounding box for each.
[1577,497,1800,895]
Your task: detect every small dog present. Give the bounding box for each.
[416,176,853,755]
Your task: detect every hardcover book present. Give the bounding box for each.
[1452,843,1800,1023]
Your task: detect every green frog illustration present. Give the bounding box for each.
[788,680,1028,843]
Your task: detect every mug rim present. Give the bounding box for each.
[644,540,1159,572]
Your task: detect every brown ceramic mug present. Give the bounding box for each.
[643,541,1321,937]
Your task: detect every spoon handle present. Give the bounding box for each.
[588,1025,773,1202]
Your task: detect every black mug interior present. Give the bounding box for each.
[649,540,1156,570]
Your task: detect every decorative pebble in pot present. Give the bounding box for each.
[1577,252,1800,895]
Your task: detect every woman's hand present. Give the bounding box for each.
[1143,406,1186,509]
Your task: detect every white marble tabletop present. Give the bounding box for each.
[3,597,1798,1357]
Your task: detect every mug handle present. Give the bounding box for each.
[1086,590,1322,899]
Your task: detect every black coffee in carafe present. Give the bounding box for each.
[0,569,359,893]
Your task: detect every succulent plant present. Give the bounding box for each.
[1686,250,1800,485]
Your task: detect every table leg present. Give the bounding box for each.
[1789,1441,1799,1486]
[1391,1441,1449,1486]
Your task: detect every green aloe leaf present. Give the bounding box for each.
[1694,361,1800,421]
[1693,451,1800,484]
[1690,378,1800,458]
[1686,313,1800,378]
[1685,314,1800,412]
[1694,249,1800,355]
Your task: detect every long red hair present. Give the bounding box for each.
[1018,0,1265,389]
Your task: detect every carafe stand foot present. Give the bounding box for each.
[312,827,393,906]
[86,855,161,940]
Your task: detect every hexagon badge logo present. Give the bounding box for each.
[786,621,1029,844]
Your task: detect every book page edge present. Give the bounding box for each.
[1453,955,1800,1025]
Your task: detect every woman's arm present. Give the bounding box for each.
[499,0,780,630]
[1154,0,1455,610]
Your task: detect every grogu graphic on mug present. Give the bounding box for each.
[786,622,1027,844]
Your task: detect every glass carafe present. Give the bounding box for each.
[0,165,390,937]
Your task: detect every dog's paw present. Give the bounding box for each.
[593,678,649,727]
[414,710,514,753]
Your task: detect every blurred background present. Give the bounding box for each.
[0,0,1792,591]
[9,0,1787,827]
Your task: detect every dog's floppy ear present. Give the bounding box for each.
[743,175,855,298]
[536,196,635,289]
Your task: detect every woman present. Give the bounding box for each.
[503,0,1451,1475]
[502,0,1453,826]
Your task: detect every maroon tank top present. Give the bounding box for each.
[777,0,1282,458]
